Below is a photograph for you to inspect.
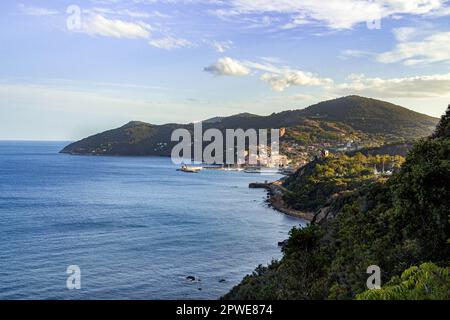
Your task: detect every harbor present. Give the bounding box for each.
[177,164,296,175]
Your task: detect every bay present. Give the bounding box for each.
[0,141,304,299]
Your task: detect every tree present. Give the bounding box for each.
[390,137,450,262]
[432,105,450,139]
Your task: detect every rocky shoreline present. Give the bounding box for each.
[249,181,315,222]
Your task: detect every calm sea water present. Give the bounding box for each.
[0,141,304,300]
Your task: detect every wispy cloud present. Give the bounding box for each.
[260,57,284,64]
[335,73,450,98]
[339,49,374,60]
[69,10,193,50]
[212,0,449,30]
[86,7,170,19]
[79,14,152,39]
[208,40,233,53]
[18,4,59,16]
[149,36,193,50]
[377,29,450,65]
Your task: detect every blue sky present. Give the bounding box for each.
[1,0,450,140]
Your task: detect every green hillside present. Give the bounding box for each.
[300,96,437,138]
[283,153,405,212]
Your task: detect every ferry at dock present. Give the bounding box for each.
[177,165,202,173]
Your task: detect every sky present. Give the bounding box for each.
[1,0,450,140]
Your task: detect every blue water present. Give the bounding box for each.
[0,141,304,300]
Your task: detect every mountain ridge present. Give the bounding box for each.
[60,96,439,157]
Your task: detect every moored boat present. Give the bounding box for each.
[244,166,280,174]
[177,165,202,173]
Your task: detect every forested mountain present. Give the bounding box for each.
[60,96,438,156]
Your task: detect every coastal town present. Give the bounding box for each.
[177,124,387,176]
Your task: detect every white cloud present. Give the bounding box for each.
[241,60,334,91]
[82,14,151,39]
[260,70,333,91]
[377,30,450,65]
[204,57,332,90]
[149,36,193,50]
[204,57,251,76]
[71,12,193,49]
[244,60,333,91]
[335,73,450,98]
[205,56,450,97]
[216,0,448,29]
[18,4,59,16]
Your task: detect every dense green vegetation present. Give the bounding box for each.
[224,106,450,300]
[432,106,450,139]
[284,119,362,145]
[283,153,404,211]
[356,263,450,300]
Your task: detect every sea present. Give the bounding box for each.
[0,141,305,299]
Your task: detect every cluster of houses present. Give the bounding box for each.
[242,145,290,168]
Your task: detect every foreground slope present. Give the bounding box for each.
[223,106,450,300]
